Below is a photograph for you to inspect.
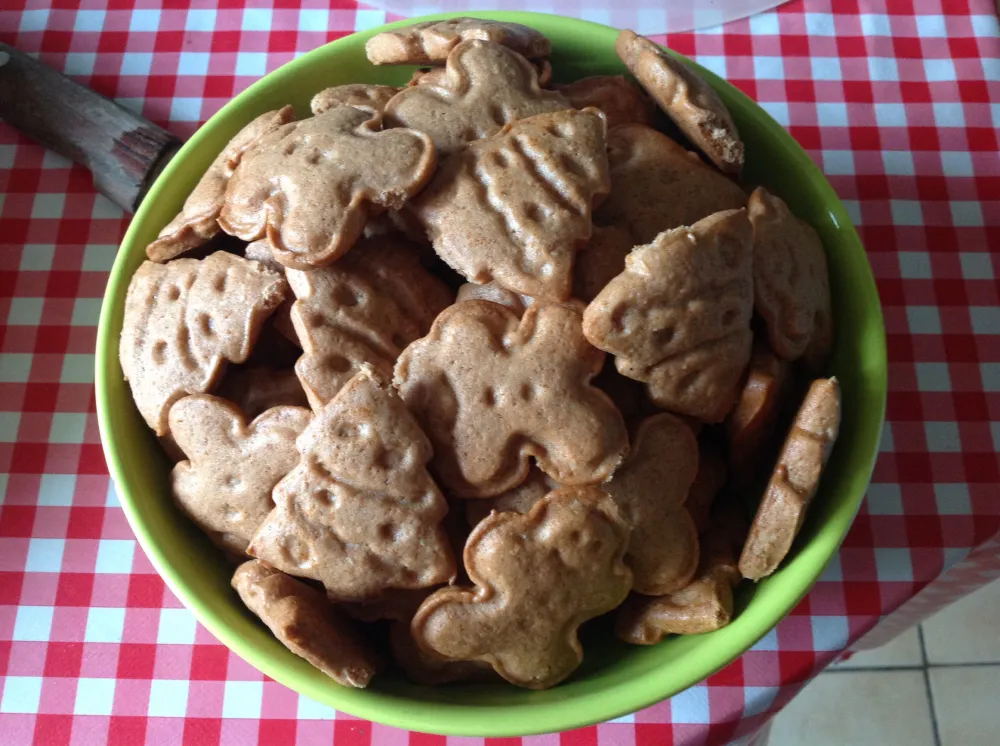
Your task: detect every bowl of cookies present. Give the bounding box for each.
[96,11,887,737]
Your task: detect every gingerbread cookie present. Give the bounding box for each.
[615,30,743,175]
[739,378,841,581]
[583,208,754,422]
[593,124,746,246]
[146,107,295,262]
[366,17,550,66]
[232,560,379,687]
[394,300,629,498]
[215,366,309,419]
[411,487,632,689]
[554,75,655,129]
[219,106,436,269]
[120,253,287,435]
[288,236,452,409]
[248,367,456,600]
[748,187,834,364]
[310,83,400,116]
[383,40,568,155]
[413,108,610,300]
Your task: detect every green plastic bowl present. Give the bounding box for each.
[96,11,887,738]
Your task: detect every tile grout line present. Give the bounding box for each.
[918,625,943,746]
[826,661,1000,673]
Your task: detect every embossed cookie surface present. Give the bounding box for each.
[383,40,568,155]
[170,395,311,555]
[411,487,632,689]
[288,237,453,409]
[219,106,436,269]
[583,209,754,422]
[248,368,456,601]
[146,107,294,262]
[310,84,400,116]
[119,252,287,435]
[233,561,379,687]
[554,76,655,130]
[616,29,743,175]
[366,17,550,65]
[413,108,611,300]
[394,300,628,498]
[748,187,834,364]
[593,124,746,245]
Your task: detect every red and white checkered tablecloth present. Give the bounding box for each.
[1,1,998,744]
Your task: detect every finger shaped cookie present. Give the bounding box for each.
[170,395,311,555]
[394,300,629,498]
[248,367,456,600]
[554,75,655,129]
[310,84,400,116]
[583,209,754,422]
[366,17,550,66]
[748,187,834,363]
[120,253,288,435]
[383,40,569,155]
[464,467,555,529]
[616,30,743,175]
[413,108,611,300]
[232,561,378,687]
[215,366,310,419]
[146,107,295,262]
[604,413,700,595]
[288,237,453,410]
[219,106,437,269]
[411,487,632,689]
[739,378,841,581]
[593,124,746,246]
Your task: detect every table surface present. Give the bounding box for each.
[1,1,999,744]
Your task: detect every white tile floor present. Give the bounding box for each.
[769,578,1000,746]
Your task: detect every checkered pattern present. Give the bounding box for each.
[1,0,998,744]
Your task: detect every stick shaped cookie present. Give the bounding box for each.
[232,561,379,687]
[593,124,747,246]
[248,367,456,601]
[310,84,400,116]
[170,395,311,555]
[413,108,611,301]
[383,40,569,155]
[366,17,550,66]
[394,300,629,498]
[739,378,841,581]
[119,253,287,435]
[288,237,453,410]
[615,30,744,175]
[583,209,754,422]
[219,106,436,270]
[748,187,834,365]
[146,107,295,262]
[554,75,655,130]
[411,487,632,689]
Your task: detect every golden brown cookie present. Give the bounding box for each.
[390,621,497,685]
[571,224,635,303]
[146,107,295,262]
[615,30,743,175]
[726,340,791,486]
[554,75,655,129]
[215,366,310,419]
[463,467,555,529]
[604,413,700,595]
[119,253,287,435]
[411,486,632,689]
[409,57,552,88]
[383,40,569,155]
[413,108,611,300]
[232,560,379,687]
[219,106,436,270]
[583,209,754,422]
[686,438,728,535]
[310,84,401,116]
[248,367,456,600]
[748,187,834,364]
[170,396,310,555]
[593,124,747,246]
[739,378,841,581]
[288,236,452,410]
[366,17,550,65]
[394,300,629,498]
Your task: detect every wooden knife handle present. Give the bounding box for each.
[0,42,181,213]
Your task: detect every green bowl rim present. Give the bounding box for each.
[96,10,888,737]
